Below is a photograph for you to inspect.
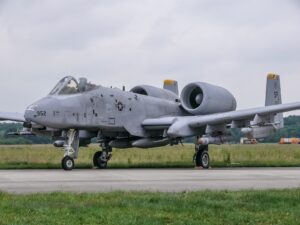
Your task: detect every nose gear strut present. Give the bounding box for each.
[61,129,79,170]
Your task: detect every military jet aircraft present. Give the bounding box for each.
[0,74,299,170]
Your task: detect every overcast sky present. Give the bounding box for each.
[0,0,299,115]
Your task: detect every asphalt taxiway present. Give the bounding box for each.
[0,168,299,194]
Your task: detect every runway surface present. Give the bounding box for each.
[0,168,300,194]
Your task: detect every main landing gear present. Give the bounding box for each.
[193,144,210,169]
[93,142,112,169]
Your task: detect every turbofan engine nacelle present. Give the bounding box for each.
[180,82,237,115]
[130,85,178,101]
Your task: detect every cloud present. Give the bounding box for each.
[0,0,299,115]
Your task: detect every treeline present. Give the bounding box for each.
[1,116,300,145]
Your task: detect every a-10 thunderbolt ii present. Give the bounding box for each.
[0,74,299,170]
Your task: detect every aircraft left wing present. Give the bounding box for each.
[142,101,300,137]
[0,112,26,123]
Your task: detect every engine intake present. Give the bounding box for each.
[130,85,178,101]
[180,82,237,115]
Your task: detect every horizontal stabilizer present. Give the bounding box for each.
[7,128,34,136]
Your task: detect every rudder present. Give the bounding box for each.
[265,73,284,128]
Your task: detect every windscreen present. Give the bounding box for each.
[49,77,79,95]
[59,79,79,95]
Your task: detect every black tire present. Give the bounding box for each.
[195,145,210,169]
[93,151,108,169]
[61,156,74,171]
[200,151,210,169]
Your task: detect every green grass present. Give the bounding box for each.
[0,190,300,225]
[0,144,300,169]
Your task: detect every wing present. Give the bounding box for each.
[142,101,300,137]
[0,111,26,123]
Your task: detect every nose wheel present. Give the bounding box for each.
[61,156,74,171]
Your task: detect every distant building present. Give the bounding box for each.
[279,138,300,144]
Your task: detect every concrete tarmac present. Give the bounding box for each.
[0,168,300,194]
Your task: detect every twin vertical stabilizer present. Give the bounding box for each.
[265,73,284,128]
[242,73,284,139]
[163,80,179,96]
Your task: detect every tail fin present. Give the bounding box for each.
[265,73,284,128]
[163,80,179,96]
[265,73,282,106]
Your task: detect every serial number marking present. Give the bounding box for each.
[36,111,46,117]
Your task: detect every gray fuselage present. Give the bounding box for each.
[25,86,184,138]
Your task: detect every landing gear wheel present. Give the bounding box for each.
[200,151,210,169]
[61,156,74,171]
[93,151,108,169]
[194,145,210,169]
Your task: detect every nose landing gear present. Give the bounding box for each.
[61,129,79,171]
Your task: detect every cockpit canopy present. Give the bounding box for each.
[49,76,97,95]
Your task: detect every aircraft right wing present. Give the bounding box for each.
[0,111,26,123]
[142,101,300,137]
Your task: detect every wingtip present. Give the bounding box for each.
[267,73,280,80]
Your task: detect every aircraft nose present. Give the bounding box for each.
[24,103,38,122]
[25,97,53,122]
